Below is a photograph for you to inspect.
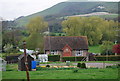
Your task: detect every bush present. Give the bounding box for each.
[48,55,60,61]
[62,57,84,61]
[95,56,120,61]
[106,65,119,68]
[46,65,50,68]
[77,63,86,68]
[81,63,86,68]
[77,63,81,68]
[112,44,120,54]
[62,56,120,61]
[48,55,120,62]
[118,64,120,67]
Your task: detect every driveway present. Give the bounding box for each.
[40,62,117,68]
[85,63,117,68]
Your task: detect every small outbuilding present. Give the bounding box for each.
[18,54,34,71]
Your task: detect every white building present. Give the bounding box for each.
[38,54,48,62]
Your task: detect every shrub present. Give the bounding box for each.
[48,55,60,61]
[95,56,120,61]
[118,64,120,67]
[62,57,84,61]
[46,65,50,68]
[106,65,119,69]
[112,44,120,54]
[81,63,86,68]
[77,63,81,68]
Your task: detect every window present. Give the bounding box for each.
[64,48,69,52]
[75,50,83,56]
[50,50,58,55]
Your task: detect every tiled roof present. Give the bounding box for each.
[44,36,88,50]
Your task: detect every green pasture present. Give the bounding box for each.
[89,45,101,53]
[2,68,118,79]
[2,63,119,79]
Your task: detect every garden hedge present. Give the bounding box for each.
[62,56,120,61]
[48,55,120,61]
[95,56,120,61]
[62,57,84,61]
[48,55,60,61]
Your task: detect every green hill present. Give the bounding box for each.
[15,1,118,27]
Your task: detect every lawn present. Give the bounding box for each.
[2,68,118,79]
[88,45,101,53]
[2,63,119,80]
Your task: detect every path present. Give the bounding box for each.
[39,62,117,68]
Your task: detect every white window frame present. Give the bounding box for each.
[51,50,58,55]
[75,50,83,56]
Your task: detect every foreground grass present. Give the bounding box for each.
[2,68,118,79]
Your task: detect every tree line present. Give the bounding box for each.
[62,16,118,45]
[2,16,120,55]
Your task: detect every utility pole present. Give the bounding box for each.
[23,41,30,81]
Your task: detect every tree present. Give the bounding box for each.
[112,44,120,55]
[100,20,118,42]
[2,30,22,50]
[62,17,81,36]
[62,16,118,45]
[27,16,48,33]
[2,20,22,51]
[100,41,114,55]
[26,16,48,52]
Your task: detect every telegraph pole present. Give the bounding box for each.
[23,41,30,81]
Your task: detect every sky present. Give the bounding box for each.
[0,0,119,20]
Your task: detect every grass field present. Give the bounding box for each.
[2,63,119,79]
[2,68,118,79]
[88,45,101,53]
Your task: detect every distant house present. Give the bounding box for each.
[44,36,88,57]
